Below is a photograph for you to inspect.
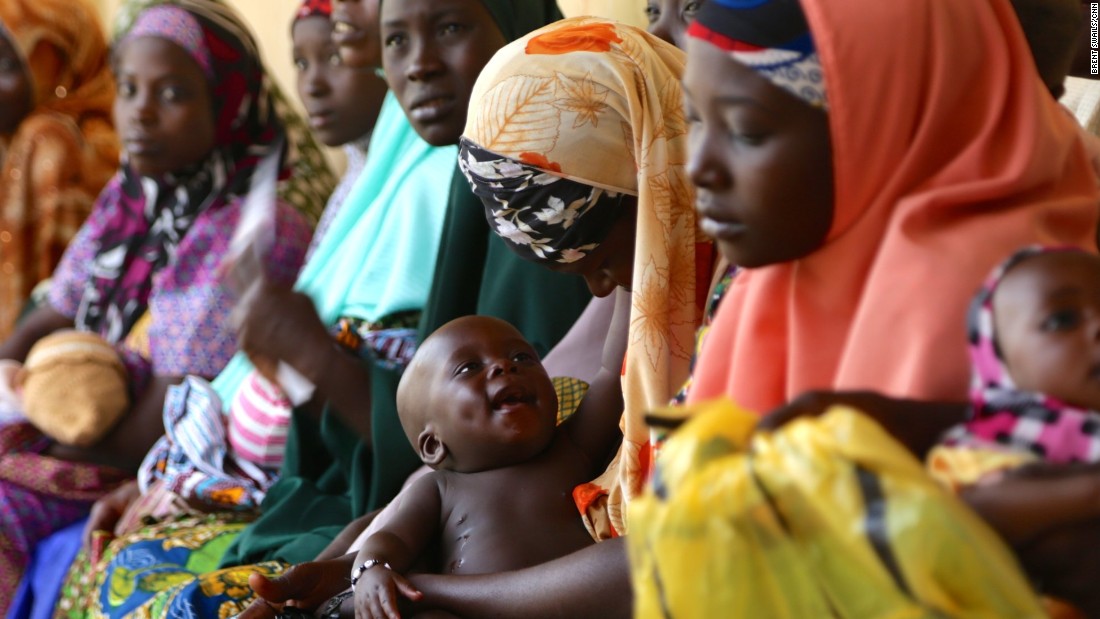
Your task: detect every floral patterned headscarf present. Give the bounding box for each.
[461,18,707,537]
[461,145,624,263]
[944,246,1100,463]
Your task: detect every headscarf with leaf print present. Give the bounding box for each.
[461,17,707,538]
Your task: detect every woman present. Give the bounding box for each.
[0,0,119,338]
[0,0,322,612]
[643,0,702,49]
[47,0,456,616]
[685,0,1094,412]
[681,0,1099,613]
[460,17,709,539]
[223,0,591,570]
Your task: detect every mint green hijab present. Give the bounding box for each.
[211,93,457,403]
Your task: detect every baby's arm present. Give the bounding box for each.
[353,473,442,619]
[961,462,1100,547]
[563,288,631,469]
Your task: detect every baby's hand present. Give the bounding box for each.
[354,566,422,619]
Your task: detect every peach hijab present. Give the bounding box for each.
[462,18,704,537]
[688,0,1099,413]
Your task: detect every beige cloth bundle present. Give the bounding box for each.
[20,330,129,446]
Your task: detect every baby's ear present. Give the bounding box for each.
[417,428,447,467]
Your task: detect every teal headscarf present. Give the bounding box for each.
[211,93,457,404]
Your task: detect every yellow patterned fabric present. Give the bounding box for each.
[552,375,589,425]
[0,0,119,338]
[462,17,705,538]
[925,445,1036,494]
[631,399,1046,617]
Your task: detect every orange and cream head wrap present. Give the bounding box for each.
[461,17,710,538]
[0,0,115,125]
[0,0,119,339]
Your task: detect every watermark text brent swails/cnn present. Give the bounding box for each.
[1092,3,1099,75]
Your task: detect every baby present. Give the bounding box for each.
[935,246,1100,472]
[351,315,625,618]
[930,246,1100,618]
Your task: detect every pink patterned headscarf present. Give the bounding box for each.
[944,246,1100,463]
[122,5,213,79]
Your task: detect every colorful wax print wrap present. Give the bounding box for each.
[113,0,335,226]
[687,0,1099,414]
[687,0,826,109]
[0,0,119,339]
[53,515,278,619]
[295,0,330,21]
[939,246,1100,463]
[462,18,709,538]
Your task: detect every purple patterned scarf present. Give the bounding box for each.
[77,1,286,341]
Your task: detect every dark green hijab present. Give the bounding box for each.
[480,0,564,41]
[375,0,564,43]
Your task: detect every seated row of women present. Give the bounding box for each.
[0,0,1098,617]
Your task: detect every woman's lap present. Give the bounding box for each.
[54,513,262,619]
[8,519,84,619]
[0,422,128,613]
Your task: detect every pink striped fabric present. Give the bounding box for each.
[228,372,293,469]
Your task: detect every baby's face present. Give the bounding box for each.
[994,250,1100,410]
[413,316,559,473]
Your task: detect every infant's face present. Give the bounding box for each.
[418,316,559,473]
[994,251,1100,410]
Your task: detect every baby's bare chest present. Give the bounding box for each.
[435,462,595,574]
